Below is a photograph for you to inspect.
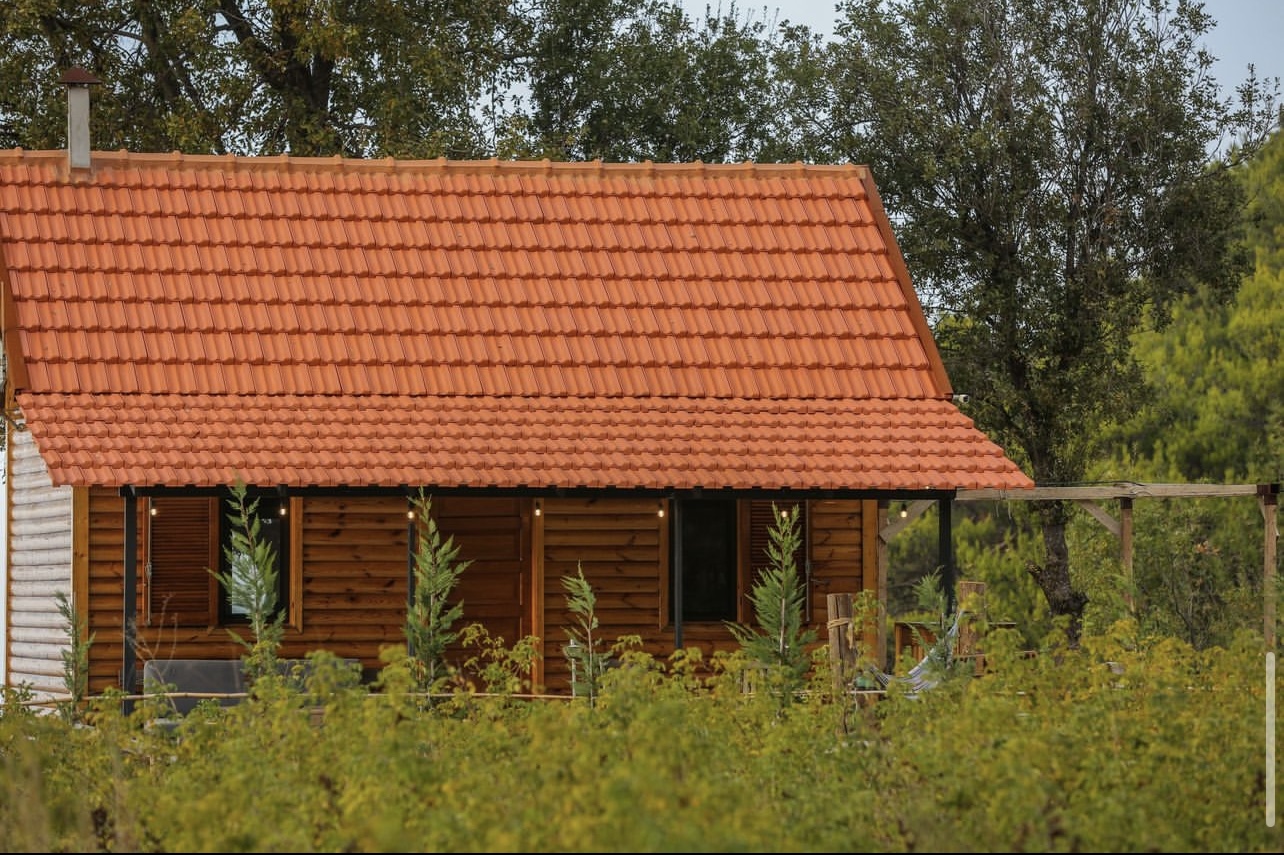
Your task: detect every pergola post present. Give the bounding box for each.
[1260,486,1278,652]
[1120,498,1134,616]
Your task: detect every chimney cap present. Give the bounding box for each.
[59,67,101,86]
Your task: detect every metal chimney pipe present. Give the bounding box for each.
[59,67,101,170]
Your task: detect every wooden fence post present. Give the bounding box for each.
[1261,487,1278,652]
[827,593,854,693]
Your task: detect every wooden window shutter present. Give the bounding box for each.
[146,497,218,626]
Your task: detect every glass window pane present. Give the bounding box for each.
[677,499,738,622]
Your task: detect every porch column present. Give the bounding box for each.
[406,496,417,658]
[121,487,138,710]
[938,496,955,614]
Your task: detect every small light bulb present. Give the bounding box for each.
[899,506,908,519]
[534,506,542,517]
[149,505,157,517]
[658,506,666,518]
[407,510,415,520]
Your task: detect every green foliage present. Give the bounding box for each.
[213,480,284,682]
[952,504,1052,648]
[726,504,818,705]
[896,568,968,686]
[1108,127,1284,487]
[0,624,1278,851]
[1077,127,1284,654]
[404,492,471,693]
[0,2,801,161]
[54,589,93,725]
[518,0,786,162]
[788,0,1279,637]
[0,0,520,157]
[458,623,541,698]
[561,563,608,704]
[1068,486,1265,650]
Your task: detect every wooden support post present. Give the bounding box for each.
[939,497,955,614]
[121,487,138,713]
[827,592,854,694]
[1261,486,1278,652]
[1120,498,1134,616]
[405,497,417,658]
[876,502,889,671]
[530,498,546,691]
[673,497,684,651]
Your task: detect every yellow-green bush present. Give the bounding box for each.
[0,627,1278,852]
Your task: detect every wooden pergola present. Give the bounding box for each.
[886,482,1279,651]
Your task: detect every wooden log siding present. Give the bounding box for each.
[538,498,872,691]
[808,500,866,624]
[83,492,535,693]
[540,497,666,689]
[77,492,874,695]
[86,492,414,693]
[428,497,531,658]
[5,428,74,697]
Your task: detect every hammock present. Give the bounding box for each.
[866,609,966,696]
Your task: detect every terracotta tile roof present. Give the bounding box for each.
[18,393,1026,491]
[0,149,1032,492]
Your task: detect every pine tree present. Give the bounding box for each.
[214,480,284,682]
[404,492,470,693]
[727,503,817,702]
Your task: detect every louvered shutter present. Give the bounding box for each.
[146,497,218,626]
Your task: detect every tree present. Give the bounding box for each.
[727,503,817,703]
[405,492,470,693]
[214,480,285,680]
[1112,126,1284,484]
[0,1,791,161]
[514,0,786,162]
[795,0,1278,643]
[0,0,523,156]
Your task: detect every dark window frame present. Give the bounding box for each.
[142,491,293,629]
[668,499,809,626]
[216,490,290,626]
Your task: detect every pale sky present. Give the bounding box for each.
[683,0,1284,92]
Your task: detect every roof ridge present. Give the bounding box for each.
[0,147,870,180]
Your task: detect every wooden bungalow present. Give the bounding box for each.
[0,78,1033,700]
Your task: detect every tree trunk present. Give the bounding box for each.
[1028,499,1088,647]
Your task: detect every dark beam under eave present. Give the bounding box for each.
[125,483,957,504]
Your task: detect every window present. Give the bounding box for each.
[143,491,291,628]
[669,499,808,624]
[216,493,289,624]
[675,499,739,622]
